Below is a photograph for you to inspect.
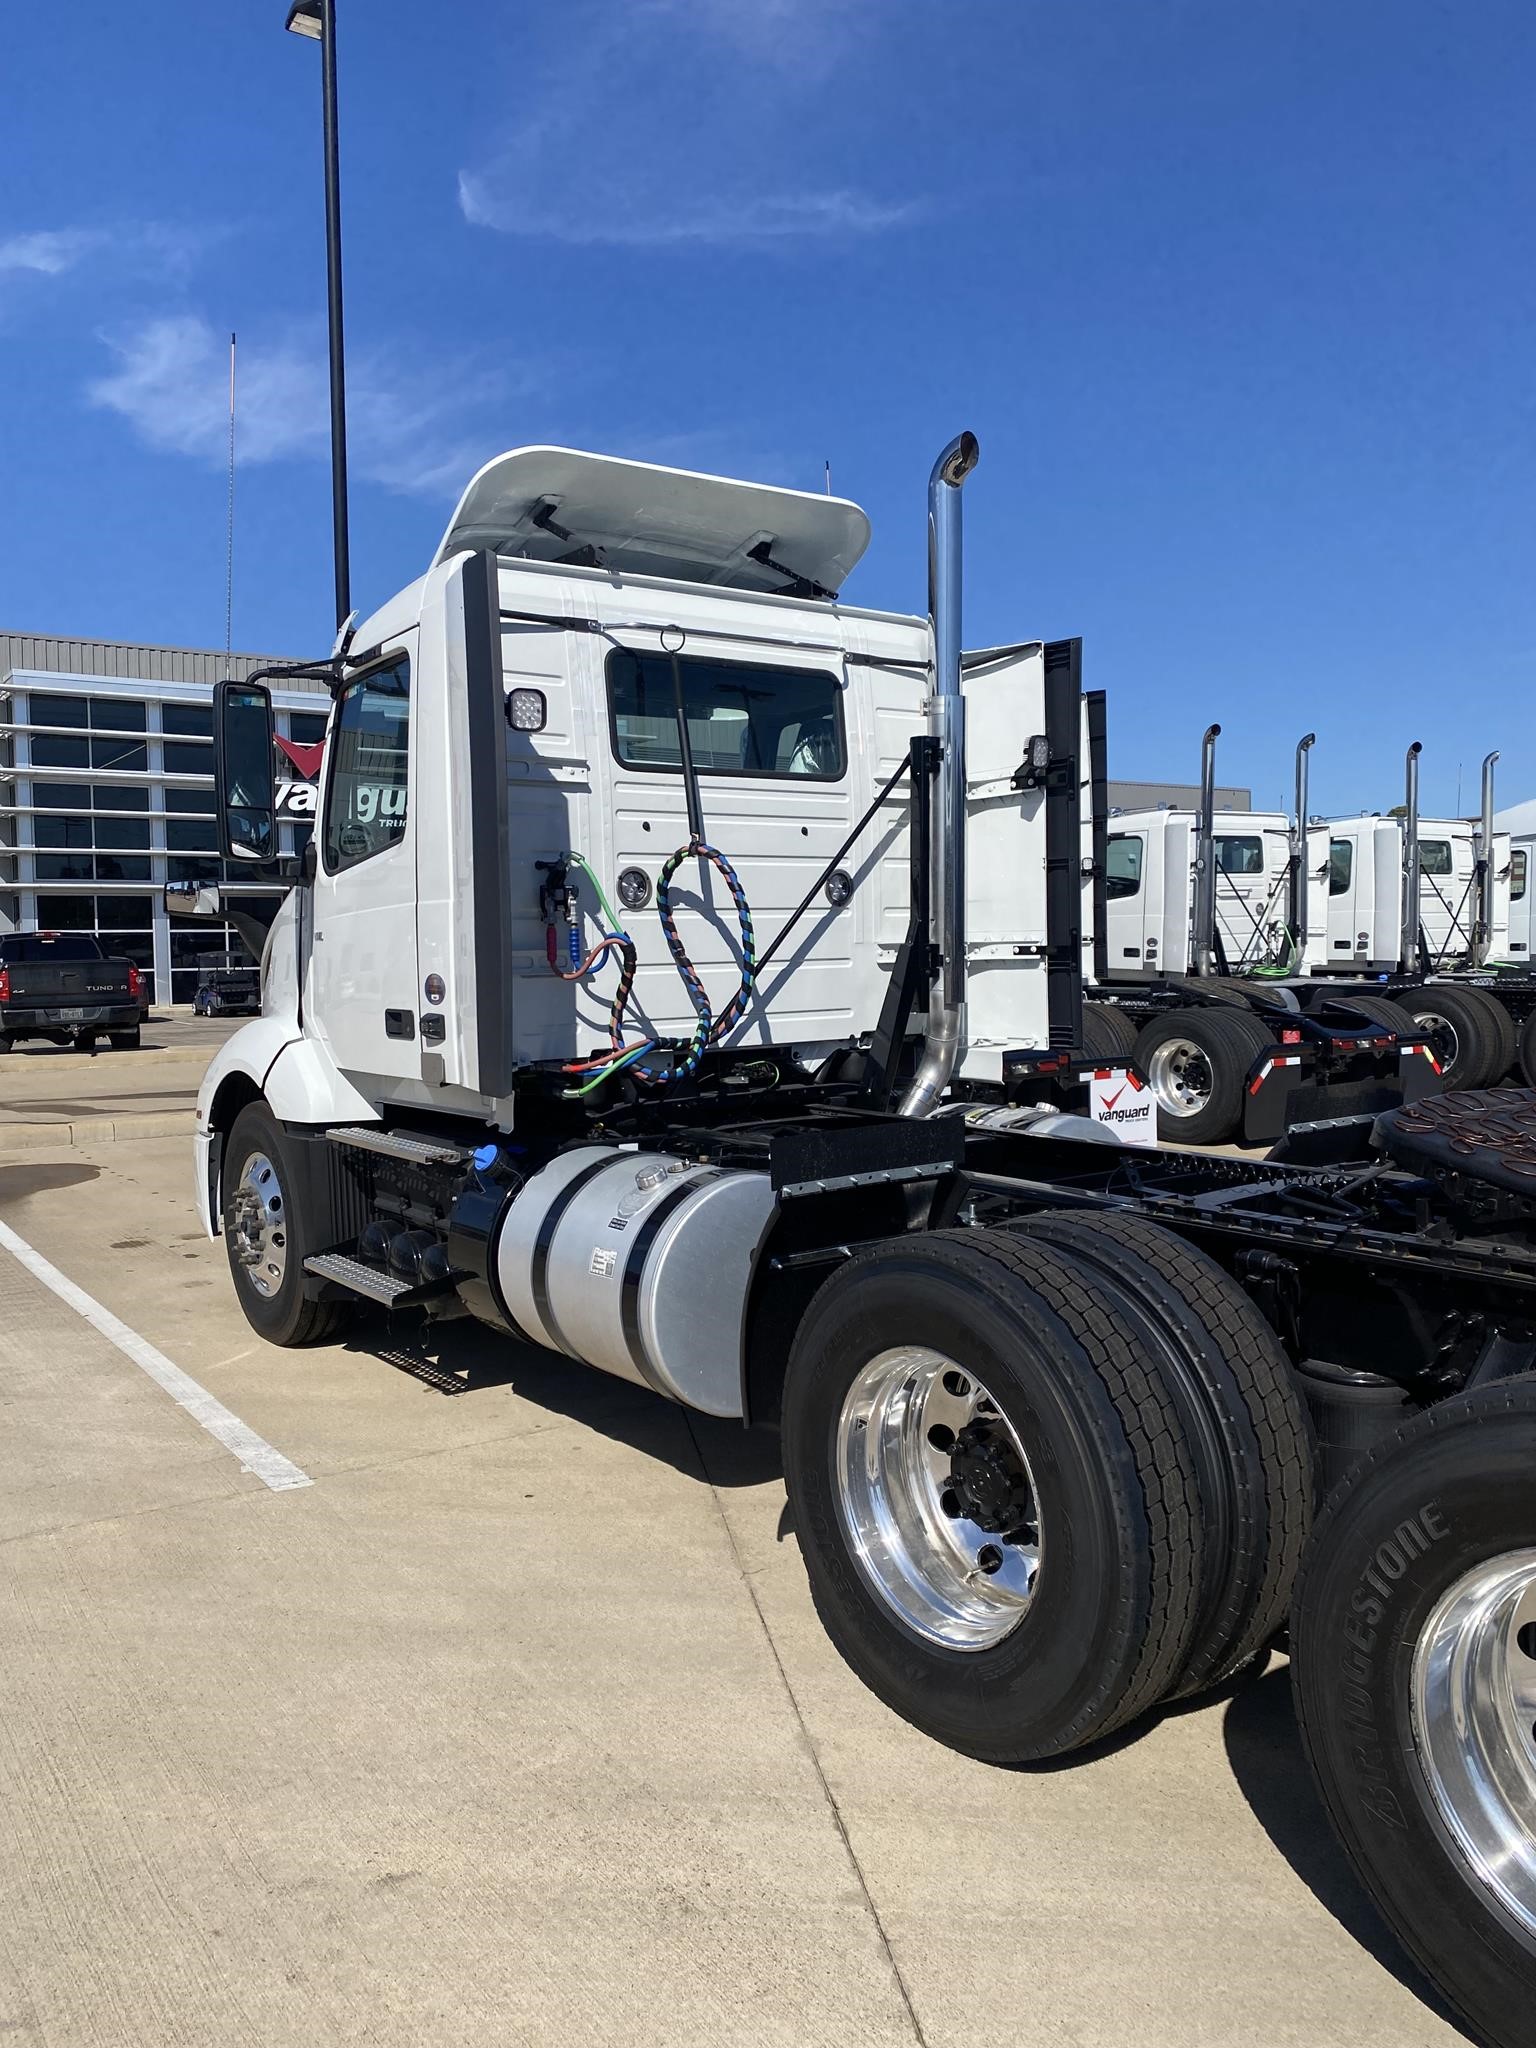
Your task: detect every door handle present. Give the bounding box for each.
[384,1009,415,1040]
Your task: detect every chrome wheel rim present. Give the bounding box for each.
[1146,1037,1213,1119]
[1412,1548,1536,1943]
[1412,1011,1461,1073]
[229,1149,288,1298]
[835,1347,1041,1650]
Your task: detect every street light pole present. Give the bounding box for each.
[287,0,351,629]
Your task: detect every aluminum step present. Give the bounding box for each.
[326,1125,472,1167]
[303,1251,459,1307]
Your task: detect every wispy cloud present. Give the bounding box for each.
[459,0,917,249]
[0,229,103,279]
[87,315,513,498]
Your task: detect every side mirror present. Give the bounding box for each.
[214,679,277,863]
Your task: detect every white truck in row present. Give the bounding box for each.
[195,435,1536,2048]
[1086,728,1536,1138]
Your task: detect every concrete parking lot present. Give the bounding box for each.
[0,1048,1469,2047]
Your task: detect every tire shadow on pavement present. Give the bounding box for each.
[1221,1662,1469,2039]
[341,1308,784,1491]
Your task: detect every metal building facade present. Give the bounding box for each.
[0,632,329,1005]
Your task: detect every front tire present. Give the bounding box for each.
[223,1101,347,1346]
[782,1229,1203,1762]
[1292,1379,1536,2048]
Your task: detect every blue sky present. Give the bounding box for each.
[1,0,1531,816]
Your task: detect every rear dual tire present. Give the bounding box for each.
[782,1221,1310,1762]
[1292,1379,1536,2048]
[1398,984,1514,1090]
[1133,1006,1272,1144]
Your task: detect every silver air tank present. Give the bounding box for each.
[900,430,980,1117]
[1191,724,1221,977]
[1291,733,1316,959]
[1475,749,1500,966]
[492,1147,776,1417]
[1401,741,1423,971]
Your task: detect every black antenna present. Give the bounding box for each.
[225,331,236,656]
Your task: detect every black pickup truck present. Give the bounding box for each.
[0,933,145,1051]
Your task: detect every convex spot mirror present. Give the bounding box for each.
[214,678,278,863]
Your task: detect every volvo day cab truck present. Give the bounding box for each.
[1084,727,1436,1143]
[1303,746,1536,1091]
[197,437,1536,2048]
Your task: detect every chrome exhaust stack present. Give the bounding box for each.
[1191,723,1221,978]
[1401,741,1423,971]
[1475,749,1500,965]
[900,430,980,1118]
[1291,733,1316,959]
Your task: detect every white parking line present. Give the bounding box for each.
[0,1217,313,1493]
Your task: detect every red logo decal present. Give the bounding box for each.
[274,734,325,781]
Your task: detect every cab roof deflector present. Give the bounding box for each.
[432,445,871,598]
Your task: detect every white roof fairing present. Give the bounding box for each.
[432,446,870,598]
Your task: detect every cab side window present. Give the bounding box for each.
[1106,833,1144,899]
[1329,840,1353,895]
[1512,849,1528,903]
[324,658,410,873]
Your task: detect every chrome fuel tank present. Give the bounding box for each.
[493,1147,776,1417]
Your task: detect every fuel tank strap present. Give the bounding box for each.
[530,1153,622,1356]
[618,1172,723,1397]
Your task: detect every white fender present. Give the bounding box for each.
[195,1018,378,1235]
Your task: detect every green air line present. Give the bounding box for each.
[567,851,629,938]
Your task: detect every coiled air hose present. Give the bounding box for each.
[553,843,756,1090]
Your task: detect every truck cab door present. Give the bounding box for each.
[308,633,421,1089]
[1104,827,1149,968]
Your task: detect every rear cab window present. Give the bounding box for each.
[607,651,845,780]
[1,934,105,963]
[1215,836,1264,876]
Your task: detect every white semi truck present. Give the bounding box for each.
[198,436,1536,2048]
[1081,725,1439,1141]
[1089,729,1535,1133]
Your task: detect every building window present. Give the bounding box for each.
[35,851,94,882]
[31,733,90,769]
[90,734,148,772]
[162,703,212,737]
[34,894,98,930]
[166,787,216,815]
[93,854,152,882]
[34,815,93,850]
[32,782,92,810]
[166,818,217,853]
[288,710,328,745]
[38,695,89,728]
[93,784,150,812]
[163,738,214,776]
[170,925,256,1005]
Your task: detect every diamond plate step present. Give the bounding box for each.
[326,1125,472,1166]
[303,1251,460,1306]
